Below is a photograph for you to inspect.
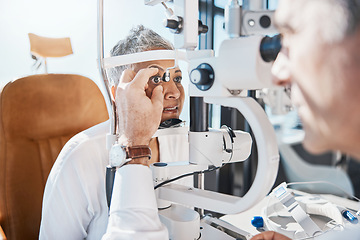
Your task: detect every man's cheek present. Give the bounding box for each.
[291,83,304,107]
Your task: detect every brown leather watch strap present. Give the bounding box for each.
[124,145,151,160]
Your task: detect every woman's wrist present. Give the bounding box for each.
[125,157,150,166]
[118,134,150,147]
[116,136,152,167]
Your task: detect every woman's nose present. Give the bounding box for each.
[163,81,181,99]
[271,51,291,86]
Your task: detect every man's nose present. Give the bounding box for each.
[164,81,180,99]
[271,51,291,86]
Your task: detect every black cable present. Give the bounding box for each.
[154,166,220,190]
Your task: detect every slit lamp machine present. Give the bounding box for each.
[96,0,299,239]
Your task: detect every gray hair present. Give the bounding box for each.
[107,25,174,85]
[343,0,360,34]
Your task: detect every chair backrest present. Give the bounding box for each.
[0,74,109,240]
[28,33,73,58]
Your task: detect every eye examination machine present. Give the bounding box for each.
[97,0,360,239]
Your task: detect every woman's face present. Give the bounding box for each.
[133,59,185,123]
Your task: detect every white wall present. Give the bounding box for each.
[0,0,173,88]
[0,0,192,120]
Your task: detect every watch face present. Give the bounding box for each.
[109,143,126,167]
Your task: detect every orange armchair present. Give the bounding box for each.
[0,74,109,240]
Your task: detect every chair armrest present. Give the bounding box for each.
[0,225,6,240]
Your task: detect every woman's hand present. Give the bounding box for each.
[115,68,164,146]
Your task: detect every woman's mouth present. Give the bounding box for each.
[163,106,178,113]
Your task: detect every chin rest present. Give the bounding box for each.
[0,74,109,240]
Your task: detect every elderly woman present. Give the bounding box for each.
[39,25,187,240]
[107,26,187,165]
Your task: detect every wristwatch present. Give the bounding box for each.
[109,143,151,168]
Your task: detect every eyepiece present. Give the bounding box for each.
[162,70,170,82]
[260,34,282,62]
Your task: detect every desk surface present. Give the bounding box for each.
[220,191,360,238]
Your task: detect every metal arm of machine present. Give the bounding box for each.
[154,97,279,215]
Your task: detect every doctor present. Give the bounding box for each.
[252,0,360,239]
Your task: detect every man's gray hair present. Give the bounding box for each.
[319,0,360,42]
[108,25,174,85]
[343,0,360,34]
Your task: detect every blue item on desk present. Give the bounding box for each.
[342,210,358,223]
[251,216,264,228]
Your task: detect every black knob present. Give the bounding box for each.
[198,20,208,34]
[190,63,214,91]
[259,15,271,28]
[165,19,179,30]
[164,16,183,34]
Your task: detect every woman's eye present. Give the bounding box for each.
[150,76,162,84]
[173,76,182,83]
